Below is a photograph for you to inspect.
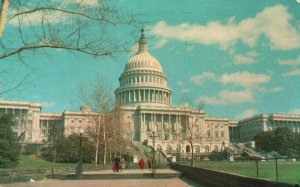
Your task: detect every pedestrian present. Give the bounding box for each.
[147,158,152,171]
[115,156,120,172]
[120,158,126,171]
[112,164,116,172]
[139,158,145,171]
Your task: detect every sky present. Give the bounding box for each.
[1,0,300,120]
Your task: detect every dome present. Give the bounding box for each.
[114,29,172,106]
[124,52,162,72]
[123,28,163,73]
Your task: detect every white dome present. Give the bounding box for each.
[114,29,172,106]
[124,52,162,72]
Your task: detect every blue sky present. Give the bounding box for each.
[1,0,300,120]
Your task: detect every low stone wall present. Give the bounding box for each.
[171,164,295,187]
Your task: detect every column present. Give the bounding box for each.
[134,90,136,102]
[151,114,154,131]
[128,91,130,102]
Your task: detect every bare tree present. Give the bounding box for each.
[78,77,110,165]
[175,100,205,167]
[47,120,64,162]
[0,0,135,59]
[0,0,135,96]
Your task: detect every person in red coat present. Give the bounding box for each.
[139,158,145,171]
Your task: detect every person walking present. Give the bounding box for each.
[120,158,126,171]
[139,158,145,171]
[147,158,152,171]
[115,156,120,172]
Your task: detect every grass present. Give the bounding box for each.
[15,155,76,169]
[192,160,300,185]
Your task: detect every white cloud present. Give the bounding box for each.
[41,101,56,107]
[8,10,66,27]
[233,54,255,65]
[235,109,257,120]
[190,72,216,85]
[149,5,300,51]
[278,55,300,76]
[246,51,260,57]
[270,86,283,92]
[289,108,300,114]
[179,89,190,94]
[176,81,183,85]
[220,71,270,87]
[198,89,254,105]
[152,38,167,49]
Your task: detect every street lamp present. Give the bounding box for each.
[151,131,157,177]
[76,128,84,176]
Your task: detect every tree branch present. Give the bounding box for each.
[0,72,30,95]
[0,44,127,59]
[8,7,120,25]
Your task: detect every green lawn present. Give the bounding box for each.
[193,161,300,185]
[16,155,76,169]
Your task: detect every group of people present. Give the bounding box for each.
[112,157,153,172]
[139,158,153,171]
[112,157,126,172]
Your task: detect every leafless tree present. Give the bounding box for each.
[0,0,135,59]
[0,0,135,95]
[174,100,205,167]
[77,77,112,165]
[77,76,127,165]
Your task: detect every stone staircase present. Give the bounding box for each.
[129,141,169,167]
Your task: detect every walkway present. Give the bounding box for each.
[1,169,202,187]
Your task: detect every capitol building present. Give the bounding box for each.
[1,30,300,156]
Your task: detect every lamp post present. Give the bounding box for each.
[76,128,84,176]
[151,131,157,177]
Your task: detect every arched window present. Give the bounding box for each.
[205,146,209,153]
[195,146,200,153]
[214,146,218,152]
[186,145,191,153]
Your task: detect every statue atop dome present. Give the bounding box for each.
[138,28,147,54]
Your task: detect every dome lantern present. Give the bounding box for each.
[138,28,147,53]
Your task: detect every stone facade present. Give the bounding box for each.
[114,29,232,155]
[236,114,300,142]
[0,100,41,143]
[0,100,99,143]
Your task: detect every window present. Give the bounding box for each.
[207,130,211,138]
[165,133,169,140]
[176,145,180,152]
[215,131,219,138]
[205,146,209,153]
[214,146,218,152]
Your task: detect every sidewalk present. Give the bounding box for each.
[82,168,181,175]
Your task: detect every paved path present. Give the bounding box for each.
[0,169,203,187]
[82,168,181,174]
[0,178,201,187]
